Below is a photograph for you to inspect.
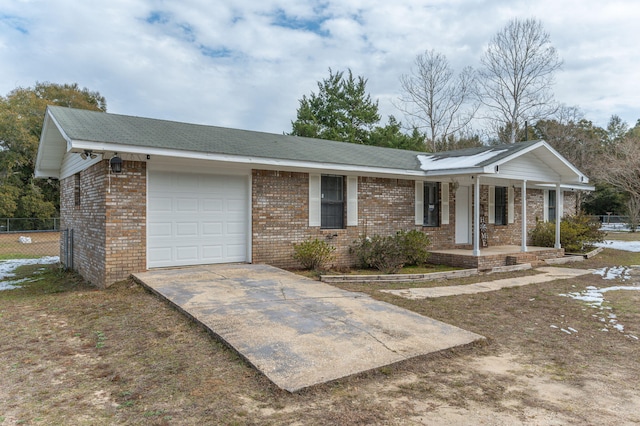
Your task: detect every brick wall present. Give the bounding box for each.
[61,164,582,283]
[104,161,146,284]
[252,171,427,269]
[251,173,580,269]
[60,160,146,288]
[60,161,107,286]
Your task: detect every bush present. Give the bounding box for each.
[529,214,606,252]
[350,230,431,274]
[398,230,431,266]
[293,238,335,271]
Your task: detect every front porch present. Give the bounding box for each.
[429,245,565,271]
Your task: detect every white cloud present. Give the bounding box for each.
[0,0,638,134]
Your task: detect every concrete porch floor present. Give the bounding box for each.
[133,263,484,392]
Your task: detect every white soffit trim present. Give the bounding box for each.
[67,140,429,178]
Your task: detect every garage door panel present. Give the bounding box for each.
[176,174,199,190]
[228,199,245,212]
[148,247,172,262]
[227,221,245,234]
[177,198,198,212]
[226,244,246,257]
[149,197,173,212]
[148,171,248,268]
[203,222,223,236]
[203,245,223,260]
[176,222,198,236]
[176,246,199,261]
[202,198,224,212]
[149,222,172,237]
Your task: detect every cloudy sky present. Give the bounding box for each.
[1,0,638,135]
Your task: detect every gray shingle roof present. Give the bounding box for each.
[48,106,428,171]
[419,141,541,167]
[49,106,546,173]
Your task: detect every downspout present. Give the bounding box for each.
[555,183,562,249]
[521,180,528,252]
[473,176,481,256]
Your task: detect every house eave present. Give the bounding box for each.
[64,141,429,179]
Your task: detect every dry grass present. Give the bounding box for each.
[605,230,640,241]
[0,232,60,258]
[1,248,639,424]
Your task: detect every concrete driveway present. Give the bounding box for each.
[133,264,483,392]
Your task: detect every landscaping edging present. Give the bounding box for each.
[320,268,478,284]
[558,246,604,262]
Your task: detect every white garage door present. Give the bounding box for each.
[148,171,249,268]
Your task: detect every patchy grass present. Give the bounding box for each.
[1,249,640,424]
[335,264,460,275]
[0,232,60,258]
[606,231,640,241]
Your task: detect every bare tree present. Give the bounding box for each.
[535,105,606,177]
[398,50,478,151]
[478,18,563,143]
[597,130,640,230]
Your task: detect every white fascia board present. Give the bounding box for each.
[68,141,429,178]
[422,167,485,177]
[532,183,595,191]
[493,140,588,183]
[45,109,74,149]
[538,141,588,178]
[35,111,74,179]
[35,168,60,179]
[493,170,587,186]
[34,116,54,178]
[491,140,545,167]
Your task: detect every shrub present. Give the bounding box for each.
[529,214,606,252]
[364,234,406,274]
[293,238,335,271]
[350,230,431,274]
[397,229,431,266]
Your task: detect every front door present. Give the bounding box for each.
[455,186,471,244]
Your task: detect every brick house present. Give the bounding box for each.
[35,106,593,287]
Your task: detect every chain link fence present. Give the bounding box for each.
[0,218,60,233]
[0,218,61,259]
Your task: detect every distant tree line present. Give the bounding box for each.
[1,18,638,224]
[289,17,639,222]
[0,82,106,220]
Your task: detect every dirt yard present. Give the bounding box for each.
[0,247,639,425]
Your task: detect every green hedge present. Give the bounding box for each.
[529,214,605,252]
[350,230,431,274]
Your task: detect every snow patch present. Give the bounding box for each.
[560,269,640,337]
[0,256,60,291]
[592,266,631,280]
[417,149,508,171]
[596,240,640,252]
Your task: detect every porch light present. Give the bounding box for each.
[110,154,123,174]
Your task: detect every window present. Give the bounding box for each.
[548,190,556,222]
[74,173,81,207]
[321,175,344,229]
[423,182,440,227]
[494,186,507,225]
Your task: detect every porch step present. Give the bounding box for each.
[506,254,543,266]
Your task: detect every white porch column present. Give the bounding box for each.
[521,180,528,252]
[555,183,562,249]
[473,176,481,256]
